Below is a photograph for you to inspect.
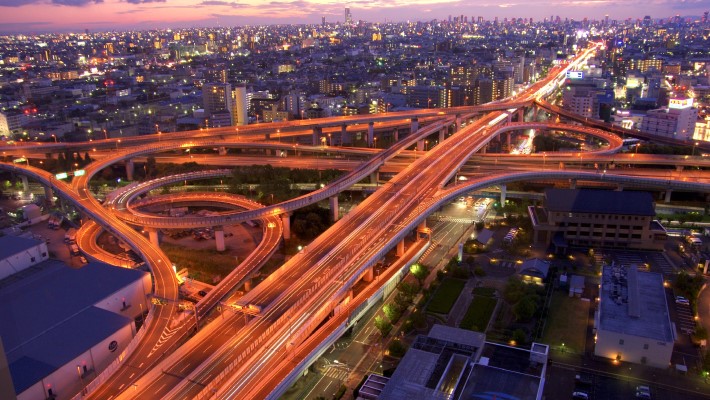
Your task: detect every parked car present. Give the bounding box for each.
[675,296,690,305]
[572,391,589,400]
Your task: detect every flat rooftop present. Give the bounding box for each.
[545,189,655,216]
[0,260,146,393]
[598,265,673,342]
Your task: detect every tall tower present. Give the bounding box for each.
[203,83,233,127]
[345,7,352,25]
[232,86,248,126]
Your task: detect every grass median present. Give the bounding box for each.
[428,278,466,315]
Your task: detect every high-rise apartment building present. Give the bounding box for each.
[344,7,352,25]
[203,83,233,127]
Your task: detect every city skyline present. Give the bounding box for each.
[0,0,707,33]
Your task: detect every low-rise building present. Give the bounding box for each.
[529,189,667,253]
[594,265,674,368]
[0,251,151,400]
[378,325,548,400]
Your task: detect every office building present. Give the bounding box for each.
[529,189,667,253]
[203,82,233,127]
[640,98,699,141]
[594,265,674,368]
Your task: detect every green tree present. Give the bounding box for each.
[388,339,407,358]
[383,303,402,323]
[512,328,527,345]
[410,263,429,285]
[374,316,392,337]
[513,296,538,322]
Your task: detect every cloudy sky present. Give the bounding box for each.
[0,0,706,33]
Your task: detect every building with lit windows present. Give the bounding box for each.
[202,82,233,126]
[640,98,698,140]
[529,189,667,253]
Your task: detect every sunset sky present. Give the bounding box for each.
[0,0,706,34]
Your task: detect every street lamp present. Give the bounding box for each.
[277,129,281,142]
[693,142,699,156]
[424,140,429,151]
[543,152,547,169]
[51,134,57,143]
[373,137,378,148]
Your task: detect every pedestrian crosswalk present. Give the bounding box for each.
[437,216,477,224]
[323,365,350,381]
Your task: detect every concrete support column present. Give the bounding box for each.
[396,240,405,256]
[615,184,624,191]
[532,104,539,121]
[21,175,29,192]
[367,122,374,147]
[517,109,524,122]
[500,184,507,205]
[362,266,374,283]
[370,171,379,185]
[507,113,513,124]
[410,117,419,134]
[218,147,227,156]
[329,196,339,222]
[341,125,349,145]
[281,213,291,240]
[570,179,577,190]
[439,128,446,144]
[676,165,684,172]
[416,140,424,151]
[393,129,399,142]
[44,186,54,206]
[481,144,487,154]
[126,160,134,181]
[147,228,159,246]
[664,190,672,203]
[506,132,512,148]
[215,226,225,252]
[455,114,462,132]
[243,279,252,292]
[312,126,322,146]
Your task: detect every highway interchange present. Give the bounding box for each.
[1,43,710,399]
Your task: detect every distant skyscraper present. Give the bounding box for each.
[322,16,326,26]
[344,7,352,25]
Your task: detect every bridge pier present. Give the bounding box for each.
[362,266,374,283]
[21,175,29,192]
[341,125,350,145]
[243,278,252,292]
[370,171,379,185]
[396,240,405,256]
[367,122,374,147]
[615,184,624,191]
[480,144,487,154]
[410,117,419,135]
[439,128,446,144]
[393,129,399,142]
[416,140,424,151]
[281,212,291,240]
[44,186,54,206]
[664,190,672,203]
[455,114,461,132]
[500,184,507,205]
[218,147,227,156]
[147,228,160,246]
[507,113,513,124]
[506,132,512,148]
[532,104,539,122]
[676,165,684,172]
[312,126,322,146]
[215,226,225,252]
[570,179,577,189]
[126,160,134,181]
[329,196,339,222]
[517,109,524,122]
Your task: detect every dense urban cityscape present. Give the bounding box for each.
[0,5,709,400]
